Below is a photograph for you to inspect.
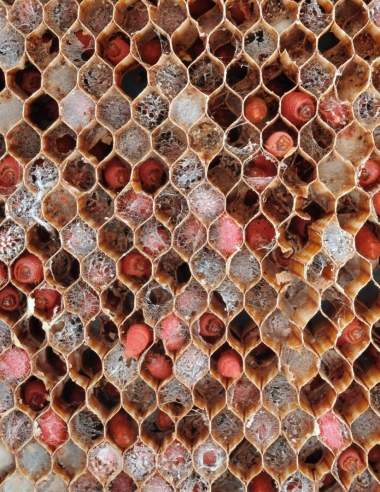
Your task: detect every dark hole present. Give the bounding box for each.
[121,65,148,99]
[304,448,323,464]
[176,262,191,284]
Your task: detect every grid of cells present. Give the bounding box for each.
[0,0,380,491]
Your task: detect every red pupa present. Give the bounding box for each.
[373,192,380,216]
[20,68,41,95]
[145,353,173,380]
[281,92,316,127]
[199,313,225,338]
[104,158,130,190]
[355,225,380,260]
[105,34,130,65]
[156,410,174,431]
[265,132,294,158]
[13,254,43,285]
[215,213,243,256]
[246,154,277,192]
[337,449,364,473]
[246,218,275,251]
[358,160,380,188]
[0,286,20,311]
[217,349,242,379]
[39,409,68,448]
[160,313,186,351]
[34,288,60,311]
[109,412,135,448]
[318,412,345,450]
[0,263,7,286]
[337,320,366,346]
[0,156,22,191]
[0,347,30,383]
[122,252,152,278]
[124,323,153,358]
[140,39,162,65]
[244,97,268,124]
[23,379,48,412]
[248,471,274,492]
[139,159,165,194]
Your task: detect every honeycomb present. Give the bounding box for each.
[0,0,380,490]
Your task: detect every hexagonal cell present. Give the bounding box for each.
[62,155,95,195]
[97,87,131,132]
[335,0,368,37]
[122,376,155,422]
[155,185,189,230]
[353,89,380,130]
[42,55,77,101]
[193,437,227,481]
[226,374,260,419]
[0,90,23,135]
[280,25,315,66]
[132,90,169,131]
[79,187,114,228]
[193,374,225,417]
[226,55,260,97]
[47,250,79,290]
[179,15,207,48]
[264,436,297,480]
[317,93,352,132]
[70,470,102,492]
[319,349,353,395]
[70,408,104,450]
[0,410,32,451]
[0,441,15,483]
[26,224,60,263]
[79,124,113,164]
[68,345,103,385]
[318,28,353,68]
[87,313,118,355]
[209,24,242,66]
[34,346,67,385]
[189,55,224,95]
[115,188,153,227]
[123,440,155,484]
[187,0,224,33]
[17,439,51,482]
[150,56,188,100]
[82,250,116,291]
[299,0,332,34]
[262,0,297,32]
[133,155,167,195]
[43,122,77,163]
[152,0,187,34]
[43,187,76,229]
[79,0,113,36]
[176,406,208,450]
[208,151,241,195]
[44,0,78,36]
[53,438,86,480]
[225,121,261,161]
[318,154,355,197]
[116,122,150,164]
[336,57,370,103]
[61,90,95,133]
[9,0,42,35]
[171,152,205,196]
[279,277,319,327]
[25,156,58,195]
[7,121,40,163]
[263,373,298,417]
[208,87,241,130]
[115,59,148,101]
[226,0,260,31]
[158,440,192,485]
[337,188,370,235]
[0,471,33,491]
[244,22,278,66]
[88,441,122,483]
[25,93,59,132]
[98,218,133,261]
[61,23,95,68]
[0,26,24,70]
[300,55,335,98]
[48,312,84,355]
[151,121,187,164]
[336,123,372,165]
[282,408,314,451]
[173,214,206,259]
[60,219,96,260]
[300,374,336,417]
[6,188,38,229]
[79,57,113,100]
[158,377,193,418]
[225,183,259,226]
[245,343,278,387]
[65,280,100,323]
[229,438,261,482]
[134,26,167,67]
[26,27,59,71]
